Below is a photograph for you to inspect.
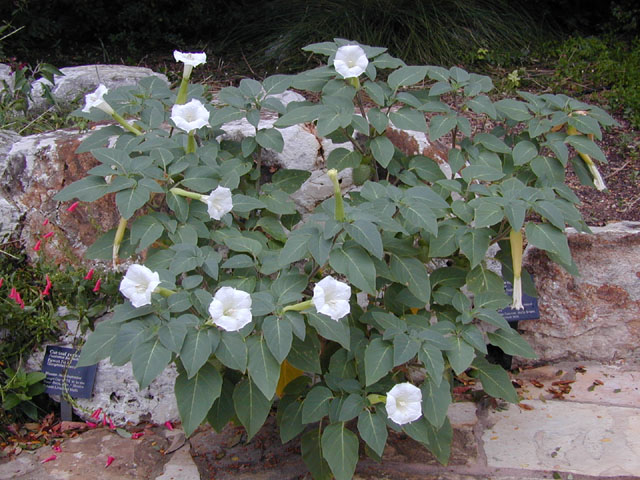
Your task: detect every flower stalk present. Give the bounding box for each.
[154,286,175,297]
[282,299,313,314]
[510,228,524,310]
[175,75,190,105]
[327,169,345,222]
[186,132,197,154]
[170,187,205,201]
[112,217,128,268]
[111,111,143,137]
[366,394,386,405]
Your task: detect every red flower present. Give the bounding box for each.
[93,278,101,292]
[41,454,57,464]
[164,421,174,431]
[42,219,49,226]
[90,408,102,420]
[84,269,95,281]
[85,421,97,428]
[52,445,62,453]
[0,278,3,288]
[43,231,54,239]
[66,201,80,213]
[33,240,42,251]
[42,275,52,297]
[9,288,25,309]
[105,456,115,468]
[131,432,144,440]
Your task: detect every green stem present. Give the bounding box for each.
[154,287,176,297]
[170,187,205,201]
[327,169,345,222]
[112,217,128,268]
[282,299,313,314]
[175,76,190,105]
[186,132,197,154]
[111,112,143,136]
[367,394,386,405]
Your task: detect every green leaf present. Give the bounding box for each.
[247,336,280,400]
[280,400,305,443]
[458,228,492,268]
[274,105,325,127]
[488,328,537,359]
[466,265,504,294]
[262,74,292,96]
[338,394,365,422]
[321,422,359,480]
[461,164,504,182]
[429,115,457,142]
[421,377,451,429]
[388,66,428,89]
[531,156,564,184]
[418,342,444,385]
[367,108,388,134]
[495,99,531,121]
[116,185,150,219]
[390,255,431,303]
[329,246,377,296]
[327,148,362,171]
[233,378,272,440]
[512,140,537,165]
[180,327,214,379]
[344,220,383,260]
[403,417,452,465]
[110,321,150,366]
[389,108,427,132]
[223,235,263,257]
[364,338,393,386]
[525,222,572,264]
[271,273,307,305]
[278,231,312,266]
[446,337,475,375]
[167,191,189,223]
[303,386,333,424]
[401,197,438,236]
[393,333,420,366]
[473,200,504,228]
[370,135,395,168]
[566,135,607,163]
[317,107,352,137]
[215,331,247,372]
[54,175,110,202]
[472,357,519,403]
[132,338,171,389]
[158,322,188,354]
[357,411,388,457]
[270,169,312,194]
[231,194,266,214]
[568,114,602,139]
[475,133,511,154]
[256,128,284,152]
[131,216,164,252]
[288,333,322,373]
[207,377,235,432]
[175,363,222,437]
[76,320,120,367]
[301,430,333,480]
[307,312,350,350]
[428,224,459,258]
[263,315,293,364]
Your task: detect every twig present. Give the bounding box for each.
[604,160,631,179]
[624,194,640,212]
[241,51,257,78]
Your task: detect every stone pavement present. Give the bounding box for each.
[1,361,638,479]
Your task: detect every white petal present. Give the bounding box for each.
[203,186,233,220]
[333,45,368,79]
[119,264,160,308]
[386,383,422,425]
[170,99,210,133]
[82,84,114,115]
[173,51,207,67]
[209,287,252,332]
[313,276,351,321]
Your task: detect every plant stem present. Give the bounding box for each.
[111,112,143,136]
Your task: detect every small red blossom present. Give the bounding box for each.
[43,231,54,239]
[9,288,25,309]
[52,445,62,453]
[0,278,3,288]
[41,454,57,464]
[164,421,174,431]
[84,269,95,281]
[131,432,144,440]
[85,421,97,428]
[66,201,80,213]
[42,275,52,297]
[102,412,108,427]
[42,219,49,226]
[108,418,115,430]
[93,278,101,292]
[33,240,42,251]
[105,456,115,468]
[90,408,102,420]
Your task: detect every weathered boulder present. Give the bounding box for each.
[0,63,13,89]
[29,64,169,112]
[1,127,120,265]
[517,221,640,365]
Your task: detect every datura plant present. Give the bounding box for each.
[57,40,614,479]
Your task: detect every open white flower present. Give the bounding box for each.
[202,186,233,220]
[82,84,114,115]
[171,99,210,133]
[174,51,207,68]
[333,45,368,79]
[119,264,161,308]
[386,383,423,425]
[312,276,351,321]
[208,286,252,332]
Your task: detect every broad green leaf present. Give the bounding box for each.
[247,336,280,400]
[370,135,395,168]
[321,422,359,480]
[401,197,438,236]
[263,315,293,364]
[280,400,305,443]
[207,377,235,432]
[421,377,451,428]
[388,66,428,89]
[223,235,263,256]
[338,394,365,422]
[329,246,376,296]
[566,135,607,163]
[231,194,266,214]
[495,99,531,121]
[308,312,350,350]
[367,108,388,133]
[472,357,519,403]
[473,200,503,228]
[568,114,602,139]
[458,228,492,268]
[278,231,312,266]
[344,220,383,259]
[512,140,537,165]
[461,164,504,182]
[302,386,333,423]
[364,338,393,386]
[390,255,430,303]
[301,430,333,480]
[389,108,427,132]
[393,333,420,366]
[531,156,565,184]
[54,176,110,202]
[132,338,171,389]
[180,328,213,379]
[256,128,284,152]
[116,186,150,219]
[158,322,188,354]
[288,333,322,374]
[215,331,247,372]
[233,378,272,440]
[327,148,362,171]
[110,321,150,366]
[428,224,459,258]
[429,115,457,142]
[175,363,222,437]
[487,328,537,359]
[76,320,120,367]
[76,125,123,153]
[475,133,511,153]
[446,337,475,375]
[131,216,164,252]
[403,417,452,465]
[525,222,572,264]
[357,411,388,457]
[271,272,307,305]
[274,105,325,127]
[270,169,312,194]
[418,342,445,386]
[466,265,504,294]
[262,74,292,96]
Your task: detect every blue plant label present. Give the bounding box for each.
[41,346,97,399]
[498,281,540,322]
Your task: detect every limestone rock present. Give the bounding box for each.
[517,221,640,365]
[0,63,13,90]
[29,64,169,112]
[1,127,120,265]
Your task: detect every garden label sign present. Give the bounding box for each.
[42,346,97,398]
[499,281,540,322]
